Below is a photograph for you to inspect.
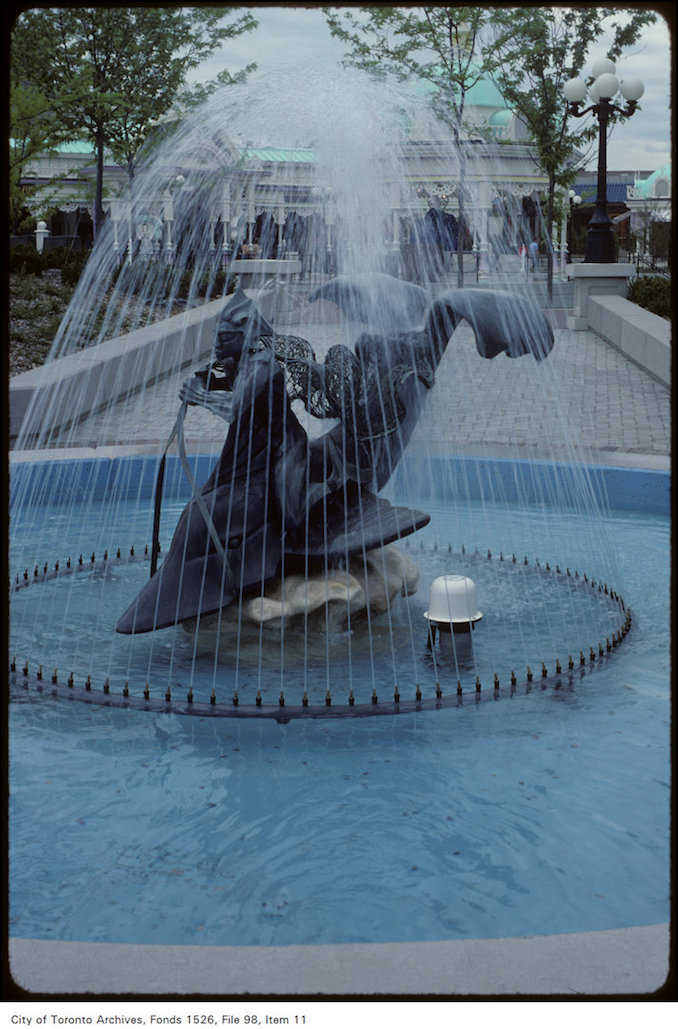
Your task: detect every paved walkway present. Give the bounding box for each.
[414,320,671,468]
[44,277,671,470]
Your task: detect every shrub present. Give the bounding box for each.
[9,245,45,276]
[9,243,91,285]
[176,268,194,299]
[61,251,90,288]
[627,275,671,320]
[170,265,228,301]
[42,244,85,270]
[41,245,67,269]
[114,258,172,297]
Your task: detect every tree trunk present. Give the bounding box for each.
[93,130,105,241]
[546,176,555,301]
[455,130,466,288]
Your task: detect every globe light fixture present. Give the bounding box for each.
[563,58,644,263]
[594,72,620,99]
[591,57,617,78]
[563,77,587,103]
[620,77,645,103]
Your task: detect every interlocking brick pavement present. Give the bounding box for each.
[50,314,670,470]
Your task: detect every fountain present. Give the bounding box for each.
[9,66,636,719]
[8,66,670,978]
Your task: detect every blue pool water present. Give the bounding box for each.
[10,495,630,706]
[9,488,670,946]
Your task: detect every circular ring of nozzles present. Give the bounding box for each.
[10,540,631,719]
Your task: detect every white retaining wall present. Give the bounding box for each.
[10,298,223,439]
[587,293,670,388]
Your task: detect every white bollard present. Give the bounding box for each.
[34,220,49,253]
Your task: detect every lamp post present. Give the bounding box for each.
[563,58,644,263]
[568,188,582,258]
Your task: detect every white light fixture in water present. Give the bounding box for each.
[424,574,482,634]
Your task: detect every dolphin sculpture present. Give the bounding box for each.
[116,277,553,634]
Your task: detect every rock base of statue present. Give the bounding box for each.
[182,544,419,658]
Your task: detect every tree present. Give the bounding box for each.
[11,7,258,239]
[10,79,55,234]
[323,6,495,285]
[10,12,77,233]
[486,6,657,294]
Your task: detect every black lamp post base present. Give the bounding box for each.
[585,223,616,264]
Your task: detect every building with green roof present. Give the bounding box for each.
[16,69,552,265]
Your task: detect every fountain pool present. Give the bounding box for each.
[7,65,670,986]
[9,456,670,949]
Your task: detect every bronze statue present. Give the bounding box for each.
[116,277,553,634]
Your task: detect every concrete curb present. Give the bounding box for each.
[8,924,670,997]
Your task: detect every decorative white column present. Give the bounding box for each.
[222,187,232,265]
[34,220,49,253]
[276,204,284,254]
[162,191,174,263]
[559,217,567,278]
[476,182,491,276]
[126,200,134,265]
[108,199,121,262]
[209,209,217,257]
[247,196,255,246]
[389,180,401,252]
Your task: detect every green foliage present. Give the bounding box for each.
[114,260,228,302]
[324,6,494,137]
[11,8,259,234]
[486,6,658,187]
[627,276,671,319]
[9,245,45,276]
[61,254,90,288]
[484,6,657,293]
[9,244,90,284]
[41,245,82,268]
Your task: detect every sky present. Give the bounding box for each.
[192,4,673,175]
